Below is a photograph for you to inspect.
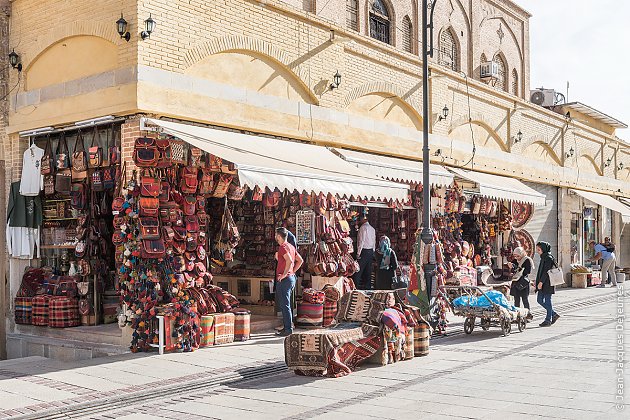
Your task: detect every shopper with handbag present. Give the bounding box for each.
[535,241,560,327]
[275,227,303,337]
[508,247,534,321]
[375,236,398,290]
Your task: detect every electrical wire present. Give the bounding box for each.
[1,70,22,104]
[459,71,476,168]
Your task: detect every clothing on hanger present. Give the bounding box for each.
[19,142,45,196]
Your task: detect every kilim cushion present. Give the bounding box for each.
[200,315,215,347]
[231,308,251,341]
[335,290,385,325]
[14,297,32,325]
[32,295,50,326]
[213,312,235,345]
[48,297,80,328]
[322,300,337,327]
[296,302,323,327]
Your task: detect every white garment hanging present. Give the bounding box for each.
[19,144,45,196]
[6,223,40,259]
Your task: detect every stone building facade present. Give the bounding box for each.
[2,0,629,354]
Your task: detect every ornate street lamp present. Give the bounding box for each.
[8,49,22,71]
[330,71,342,90]
[116,13,131,42]
[141,14,156,40]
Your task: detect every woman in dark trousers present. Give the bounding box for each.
[508,247,534,320]
[375,236,398,290]
[535,241,560,327]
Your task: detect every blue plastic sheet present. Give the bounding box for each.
[452,290,516,312]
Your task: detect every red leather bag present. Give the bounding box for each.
[141,239,166,259]
[134,137,159,167]
[139,197,160,217]
[181,167,199,194]
[139,218,160,240]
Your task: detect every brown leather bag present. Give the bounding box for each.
[71,132,88,180]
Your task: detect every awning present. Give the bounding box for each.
[145,119,409,201]
[448,168,547,206]
[332,148,454,187]
[571,190,630,224]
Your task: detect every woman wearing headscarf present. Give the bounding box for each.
[508,247,534,320]
[375,236,398,290]
[535,241,560,327]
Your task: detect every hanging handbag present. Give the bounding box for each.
[41,135,53,175]
[106,124,119,166]
[139,218,161,240]
[189,147,203,167]
[169,138,187,165]
[134,137,159,167]
[91,169,104,192]
[70,183,87,209]
[44,175,55,195]
[198,169,215,195]
[103,167,115,190]
[140,171,161,197]
[156,138,172,168]
[88,126,103,168]
[139,197,160,217]
[180,167,199,194]
[71,132,88,180]
[227,181,246,201]
[212,173,233,198]
[56,134,70,170]
[548,261,564,287]
[183,196,197,216]
[55,170,72,194]
[141,239,166,259]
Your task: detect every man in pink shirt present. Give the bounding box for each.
[275,227,303,336]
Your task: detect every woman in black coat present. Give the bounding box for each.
[535,241,560,327]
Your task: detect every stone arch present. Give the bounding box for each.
[449,117,507,152]
[522,140,562,166]
[343,81,416,110]
[578,154,603,176]
[24,21,120,71]
[26,35,118,91]
[346,91,423,130]
[184,36,318,104]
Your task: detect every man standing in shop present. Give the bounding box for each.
[354,216,376,290]
[275,227,303,337]
[589,240,618,287]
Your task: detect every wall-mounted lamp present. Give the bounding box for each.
[116,13,131,42]
[434,148,442,157]
[605,157,612,168]
[565,111,571,121]
[618,162,624,171]
[438,105,449,121]
[8,49,22,71]
[140,14,156,40]
[330,70,342,90]
[565,147,574,159]
[513,130,523,144]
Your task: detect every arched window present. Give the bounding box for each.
[402,15,413,53]
[493,54,507,92]
[370,0,391,44]
[347,0,359,31]
[512,69,519,96]
[438,28,459,71]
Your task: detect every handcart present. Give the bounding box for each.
[443,286,527,336]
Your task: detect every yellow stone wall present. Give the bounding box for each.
[5,0,629,198]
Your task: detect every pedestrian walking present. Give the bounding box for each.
[589,239,617,287]
[508,247,534,320]
[353,216,376,289]
[374,236,398,290]
[535,241,560,327]
[274,227,303,337]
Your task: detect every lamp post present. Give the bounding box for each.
[419,0,439,313]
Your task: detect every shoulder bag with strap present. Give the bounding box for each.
[72,131,88,180]
[548,259,564,287]
[41,135,53,175]
[56,134,70,170]
[88,126,103,168]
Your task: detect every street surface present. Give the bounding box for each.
[0,286,628,419]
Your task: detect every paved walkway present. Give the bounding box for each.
[0,286,627,419]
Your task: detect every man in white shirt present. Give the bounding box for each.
[354,216,376,289]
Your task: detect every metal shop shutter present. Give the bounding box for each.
[523,182,559,268]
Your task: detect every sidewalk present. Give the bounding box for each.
[0,285,623,418]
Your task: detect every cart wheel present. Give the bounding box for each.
[517,315,527,332]
[480,318,490,331]
[464,317,475,334]
[501,318,512,336]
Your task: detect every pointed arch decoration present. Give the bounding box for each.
[493,53,508,92]
[438,27,459,72]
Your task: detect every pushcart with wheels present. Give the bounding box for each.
[445,285,527,336]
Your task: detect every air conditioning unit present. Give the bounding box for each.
[530,89,556,107]
[480,61,499,79]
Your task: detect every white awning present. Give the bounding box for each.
[571,190,630,224]
[332,148,454,187]
[449,168,547,206]
[145,119,409,201]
